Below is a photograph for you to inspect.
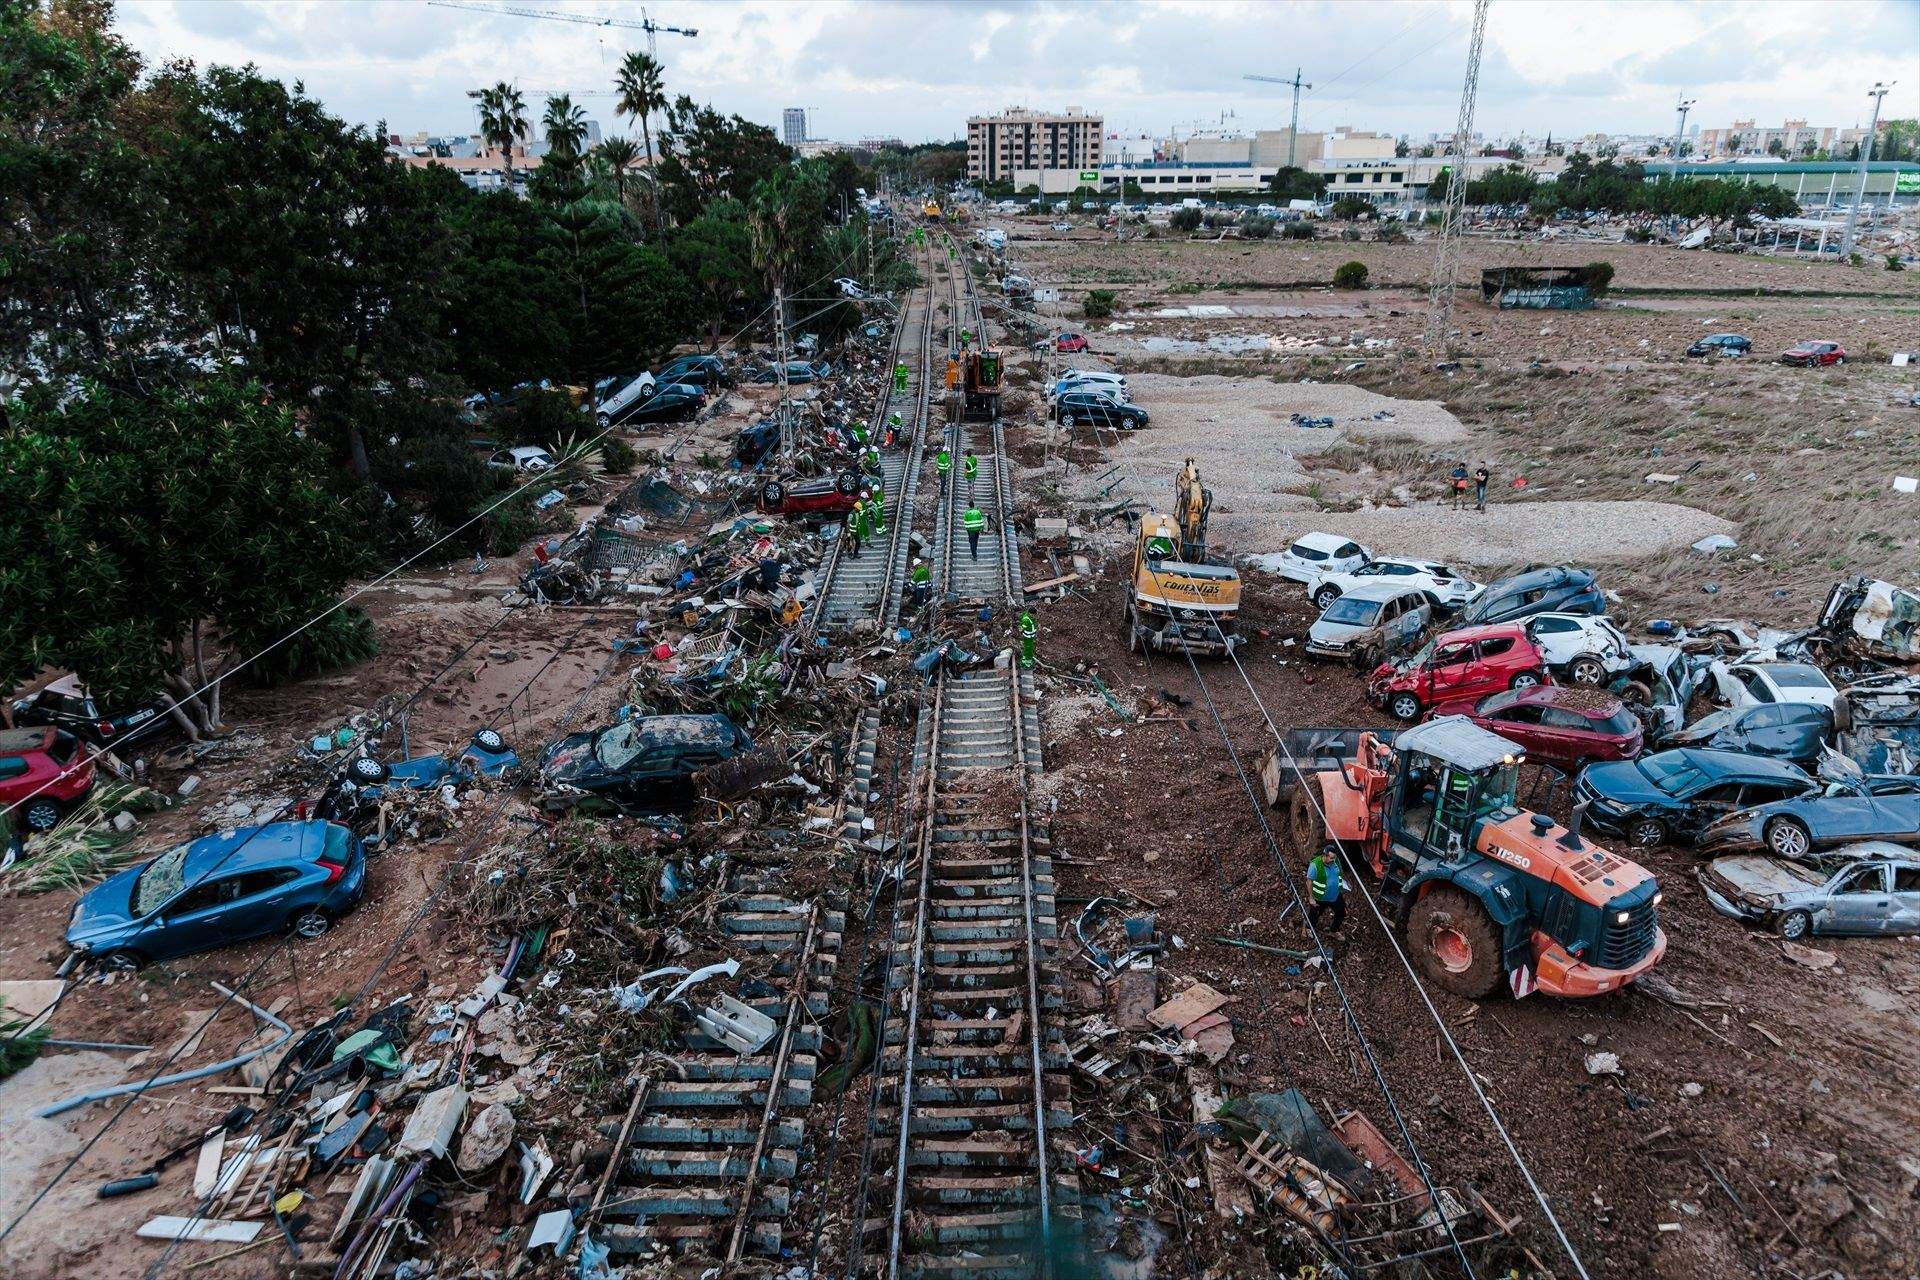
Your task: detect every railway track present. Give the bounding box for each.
[854,230,1077,1280]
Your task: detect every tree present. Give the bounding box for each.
[429,171,569,392]
[657,95,791,224]
[748,162,828,315]
[476,81,529,187]
[668,199,755,348]
[1766,137,1786,157]
[614,50,666,231]
[1268,166,1326,203]
[542,95,588,172]
[1170,207,1202,232]
[1329,196,1375,219]
[1332,261,1369,289]
[598,135,639,208]
[0,375,373,737]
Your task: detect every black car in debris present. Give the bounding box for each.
[11,676,170,753]
[1458,566,1605,627]
[539,714,753,812]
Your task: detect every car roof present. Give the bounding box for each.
[1670,748,1811,783]
[619,714,743,747]
[507,445,551,458]
[1396,715,1522,771]
[1825,840,1920,863]
[1515,685,1626,717]
[183,821,336,875]
[1433,621,1528,645]
[1367,557,1447,572]
[1289,531,1353,552]
[1488,565,1589,592]
[0,727,55,753]
[1340,579,1428,602]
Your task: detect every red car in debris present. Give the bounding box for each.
[0,727,96,832]
[758,470,865,518]
[1437,685,1643,768]
[1368,622,1549,723]
[1779,340,1845,367]
[1055,332,1090,353]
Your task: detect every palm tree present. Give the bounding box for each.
[598,135,639,207]
[542,95,588,169]
[475,82,528,190]
[614,50,666,230]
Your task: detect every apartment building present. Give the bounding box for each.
[1699,119,1871,159]
[966,107,1103,183]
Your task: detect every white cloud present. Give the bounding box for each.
[111,0,1920,142]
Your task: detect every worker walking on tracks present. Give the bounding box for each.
[1019,611,1037,669]
[894,362,909,394]
[936,447,952,491]
[862,493,883,542]
[963,503,986,560]
[1308,844,1345,932]
[845,499,865,558]
[871,487,888,536]
[886,411,902,449]
[963,450,979,498]
[910,557,931,610]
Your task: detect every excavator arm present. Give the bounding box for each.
[1172,458,1212,561]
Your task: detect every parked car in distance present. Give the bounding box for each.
[1049,375,1130,403]
[1458,566,1605,627]
[1709,659,1839,712]
[1267,532,1371,585]
[1055,332,1090,353]
[753,360,833,385]
[1665,702,1833,765]
[833,277,867,298]
[1686,334,1751,358]
[11,675,167,753]
[66,820,368,967]
[1061,369,1126,393]
[1444,685,1643,768]
[1525,612,1635,686]
[539,714,753,812]
[1368,622,1547,723]
[1779,340,1846,367]
[1307,557,1481,612]
[487,445,554,473]
[657,354,730,386]
[1700,844,1920,938]
[1053,390,1149,431]
[758,470,865,518]
[1576,748,1815,848]
[1305,583,1431,660]
[624,387,707,424]
[593,372,656,425]
[1699,768,1920,859]
[0,727,95,832]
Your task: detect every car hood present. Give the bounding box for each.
[1582,760,1671,806]
[1704,854,1822,904]
[1308,619,1368,645]
[68,865,143,943]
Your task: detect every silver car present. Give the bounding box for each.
[1699,843,1920,939]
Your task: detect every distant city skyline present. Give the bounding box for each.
[116,0,1918,145]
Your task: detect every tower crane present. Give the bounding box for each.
[1244,70,1311,168]
[425,2,698,54]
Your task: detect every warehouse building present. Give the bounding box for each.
[1650,161,1920,207]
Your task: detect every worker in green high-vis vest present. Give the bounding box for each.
[936,448,952,486]
[910,558,931,611]
[963,451,979,494]
[962,503,985,560]
[861,497,881,543]
[894,362,908,393]
[870,486,887,535]
[1019,611,1037,669]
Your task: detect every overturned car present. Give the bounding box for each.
[1809,576,1920,675]
[1699,844,1920,939]
[539,713,755,813]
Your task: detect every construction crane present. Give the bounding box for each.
[1424,0,1489,358]
[1243,70,1310,168]
[425,2,697,54]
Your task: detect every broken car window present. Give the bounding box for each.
[132,844,191,917]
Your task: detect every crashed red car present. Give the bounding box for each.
[757,470,865,518]
[1055,332,1090,353]
[0,727,96,832]
[1779,340,1845,367]
[1437,684,1643,768]
[1368,622,1549,723]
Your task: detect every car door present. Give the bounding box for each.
[1486,703,1548,757]
[1676,781,1744,839]
[148,878,239,959]
[1819,863,1893,935]
[1537,705,1595,765]
[1468,634,1520,697]
[1801,782,1885,842]
[1862,782,1920,844]
[1527,615,1581,666]
[1890,864,1920,935]
[1424,640,1478,703]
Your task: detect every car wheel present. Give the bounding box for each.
[1313,585,1341,609]
[347,756,389,786]
[290,908,333,940]
[835,471,861,496]
[1510,670,1543,692]
[1628,817,1667,848]
[1776,909,1812,941]
[23,797,63,833]
[1062,414,1077,430]
[762,480,784,506]
[471,728,506,753]
[596,412,611,429]
[1765,817,1812,860]
[1834,356,1845,366]
[95,950,145,973]
[1568,657,1607,687]
[1389,692,1422,723]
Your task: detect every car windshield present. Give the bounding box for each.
[1639,754,1706,794]
[1766,664,1830,689]
[594,722,647,770]
[1322,597,1383,625]
[1289,543,1328,561]
[1596,709,1641,735]
[132,843,191,916]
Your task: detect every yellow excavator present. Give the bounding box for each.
[1123,459,1242,656]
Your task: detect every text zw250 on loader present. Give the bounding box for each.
[1124,459,1242,656]
[1270,717,1667,999]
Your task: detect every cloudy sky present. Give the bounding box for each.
[115,0,1919,144]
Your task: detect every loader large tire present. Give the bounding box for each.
[1406,885,1504,999]
[1287,786,1320,855]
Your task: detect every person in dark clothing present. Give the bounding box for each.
[1449,462,1469,510]
[1474,465,1490,513]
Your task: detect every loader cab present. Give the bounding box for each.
[1387,718,1523,866]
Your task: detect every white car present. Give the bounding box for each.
[1266,532,1371,585]
[1524,612,1635,686]
[1308,557,1481,612]
[488,445,555,473]
[1048,375,1130,404]
[593,373,656,426]
[1708,660,1840,712]
[834,277,867,299]
[1305,583,1431,660]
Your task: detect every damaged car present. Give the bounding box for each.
[1457,566,1604,627]
[1610,644,1706,741]
[539,713,754,812]
[1576,748,1816,848]
[1524,612,1634,686]
[1807,576,1920,675]
[1698,766,1920,859]
[1663,701,1834,766]
[1699,844,1920,939]
[1707,659,1839,712]
[1834,672,1920,773]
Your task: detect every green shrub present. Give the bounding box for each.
[1281,221,1315,240]
[1083,289,1117,319]
[1624,226,1654,243]
[601,437,638,474]
[1423,210,1444,225]
[1169,207,1203,232]
[1888,254,1907,272]
[247,607,379,685]
[1238,213,1275,240]
[1332,261,1369,290]
[1584,261,1616,296]
[1329,196,1375,220]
